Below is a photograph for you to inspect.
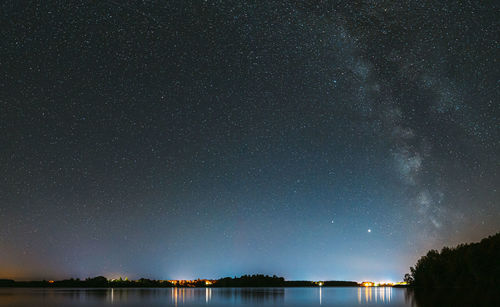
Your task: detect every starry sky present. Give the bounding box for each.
[1,1,498,282]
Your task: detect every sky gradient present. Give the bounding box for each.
[1,1,498,282]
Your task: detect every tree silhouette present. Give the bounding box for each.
[406,232,500,288]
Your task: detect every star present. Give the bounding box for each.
[0,0,496,283]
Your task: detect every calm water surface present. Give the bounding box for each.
[0,287,495,307]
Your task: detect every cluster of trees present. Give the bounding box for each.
[405,232,500,288]
[284,281,357,287]
[2,277,173,288]
[1,274,360,288]
[109,277,172,287]
[213,275,358,287]
[214,275,286,287]
[0,280,15,286]
[322,281,358,287]
[170,279,211,287]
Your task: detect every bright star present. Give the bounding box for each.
[368,229,371,233]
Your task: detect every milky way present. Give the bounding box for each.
[1,1,498,281]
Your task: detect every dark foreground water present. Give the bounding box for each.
[0,287,497,307]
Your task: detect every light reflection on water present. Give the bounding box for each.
[357,287,392,304]
[0,287,497,306]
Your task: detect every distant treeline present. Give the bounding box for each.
[215,275,285,287]
[0,274,358,288]
[212,274,357,287]
[285,280,358,287]
[0,276,171,288]
[405,232,500,288]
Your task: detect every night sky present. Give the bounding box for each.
[1,1,498,282]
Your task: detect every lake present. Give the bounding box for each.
[0,287,496,306]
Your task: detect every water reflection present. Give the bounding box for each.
[164,287,285,306]
[216,287,285,305]
[319,287,322,305]
[0,287,498,306]
[407,288,500,307]
[357,287,392,304]
[205,287,211,303]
